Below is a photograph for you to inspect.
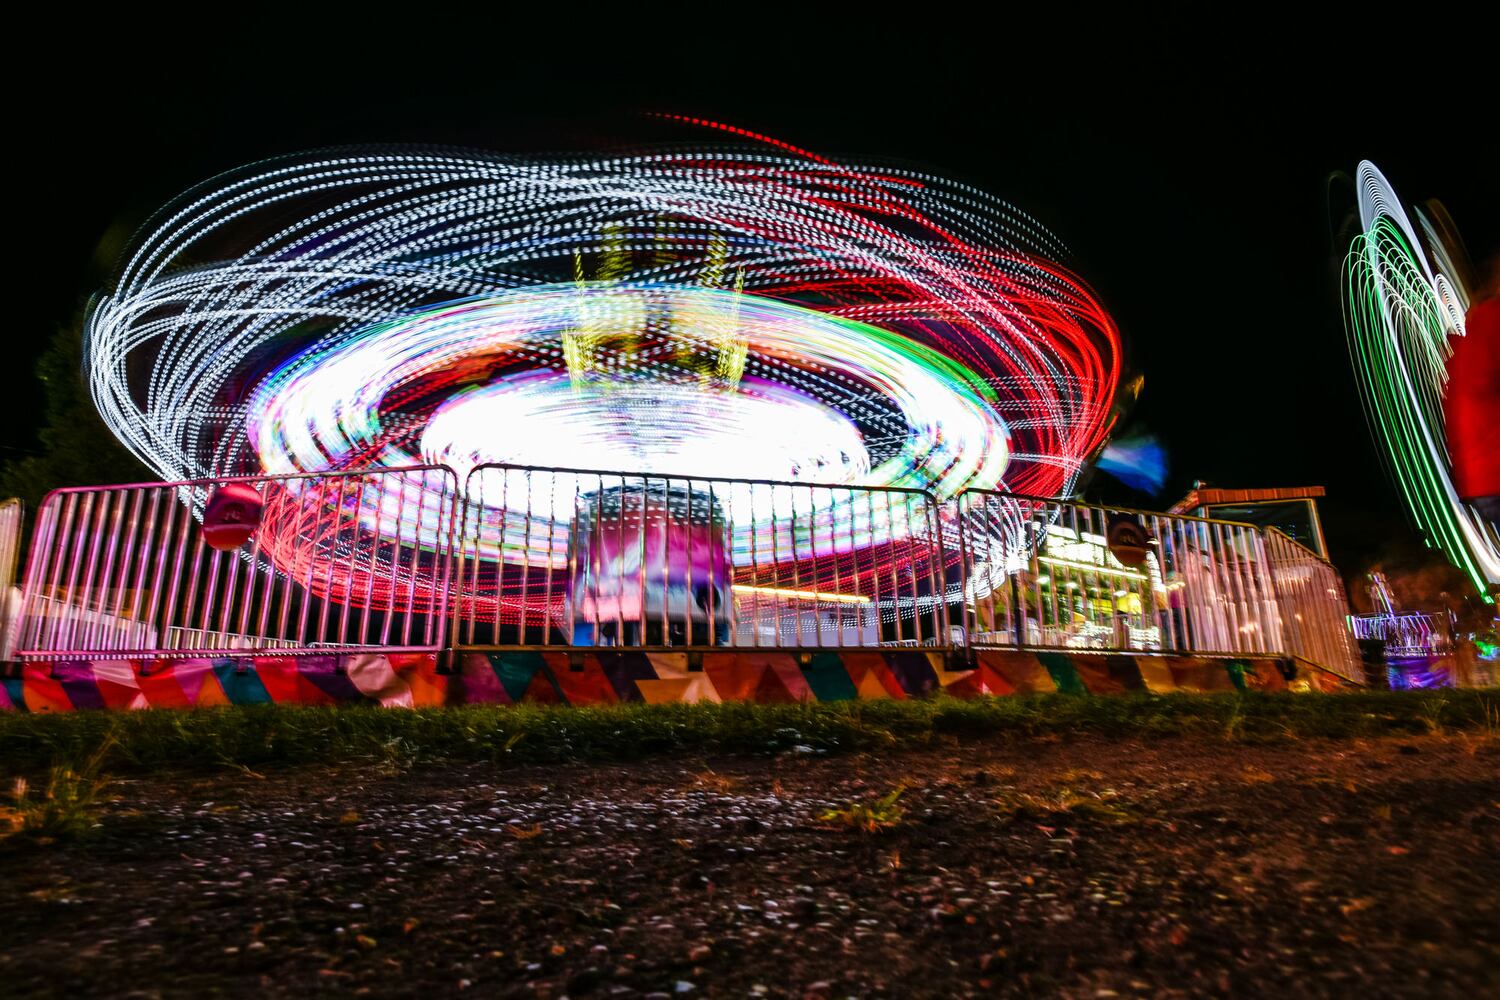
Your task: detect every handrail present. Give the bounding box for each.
[15,466,460,659]
[7,463,1362,682]
[452,462,949,651]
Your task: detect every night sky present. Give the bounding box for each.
[16,12,1495,585]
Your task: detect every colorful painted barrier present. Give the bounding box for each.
[0,650,1351,713]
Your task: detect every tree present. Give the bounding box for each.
[0,308,150,515]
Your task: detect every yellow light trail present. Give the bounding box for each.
[731,584,872,604]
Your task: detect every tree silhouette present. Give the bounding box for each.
[0,308,150,514]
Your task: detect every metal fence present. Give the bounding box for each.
[1350,609,1451,656]
[1261,529,1364,680]
[8,463,1364,683]
[14,467,459,659]
[952,491,1364,682]
[0,499,22,660]
[453,464,948,650]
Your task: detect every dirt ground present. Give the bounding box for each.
[2,734,1497,998]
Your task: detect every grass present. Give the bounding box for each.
[820,786,907,833]
[994,785,1139,825]
[0,739,113,844]
[0,690,1496,777]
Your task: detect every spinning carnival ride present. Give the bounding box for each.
[1341,162,1500,602]
[83,122,1123,641]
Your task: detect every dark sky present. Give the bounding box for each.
[15,11,1496,578]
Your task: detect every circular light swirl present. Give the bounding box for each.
[1343,161,1499,599]
[85,124,1122,611]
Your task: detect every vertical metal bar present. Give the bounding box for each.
[922,495,943,644]
[27,494,70,651]
[840,488,855,644]
[106,490,145,648]
[705,481,718,649]
[743,485,756,648]
[1200,521,1224,651]
[663,479,675,650]
[35,493,74,651]
[294,477,323,646]
[1211,521,1243,651]
[1229,525,1260,653]
[57,492,93,650]
[1263,530,1292,658]
[928,495,944,644]
[1214,521,1243,651]
[79,493,115,650]
[1230,525,1258,653]
[123,490,163,648]
[989,501,1003,646]
[951,494,971,646]
[883,491,901,644]
[84,491,125,650]
[613,476,625,646]
[1089,506,1110,647]
[1288,537,1311,663]
[1059,504,1078,645]
[495,470,510,642]
[1037,513,1056,649]
[1144,514,1167,652]
[520,468,534,643]
[636,477,647,648]
[359,475,384,645]
[161,498,197,649]
[239,499,266,643]
[1086,503,1110,644]
[314,476,351,645]
[270,488,296,644]
[1097,506,1117,649]
[337,473,367,643]
[218,531,240,643]
[786,487,803,647]
[378,474,407,648]
[67,493,106,651]
[460,469,477,647]
[1184,521,1209,649]
[827,489,844,647]
[1283,536,1311,663]
[405,472,429,648]
[1016,503,1031,648]
[684,481,696,647]
[1154,514,1177,652]
[1171,519,1192,652]
[131,491,163,648]
[437,466,459,651]
[252,498,276,647]
[200,545,225,644]
[1240,525,1273,654]
[543,471,557,647]
[906,495,923,644]
[592,476,603,646]
[442,467,464,649]
[803,487,821,648]
[1186,519,1208,652]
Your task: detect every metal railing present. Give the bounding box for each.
[1350,609,1452,656]
[453,464,948,649]
[9,463,1363,684]
[951,491,1364,683]
[15,467,459,659]
[1261,529,1364,681]
[0,498,23,659]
